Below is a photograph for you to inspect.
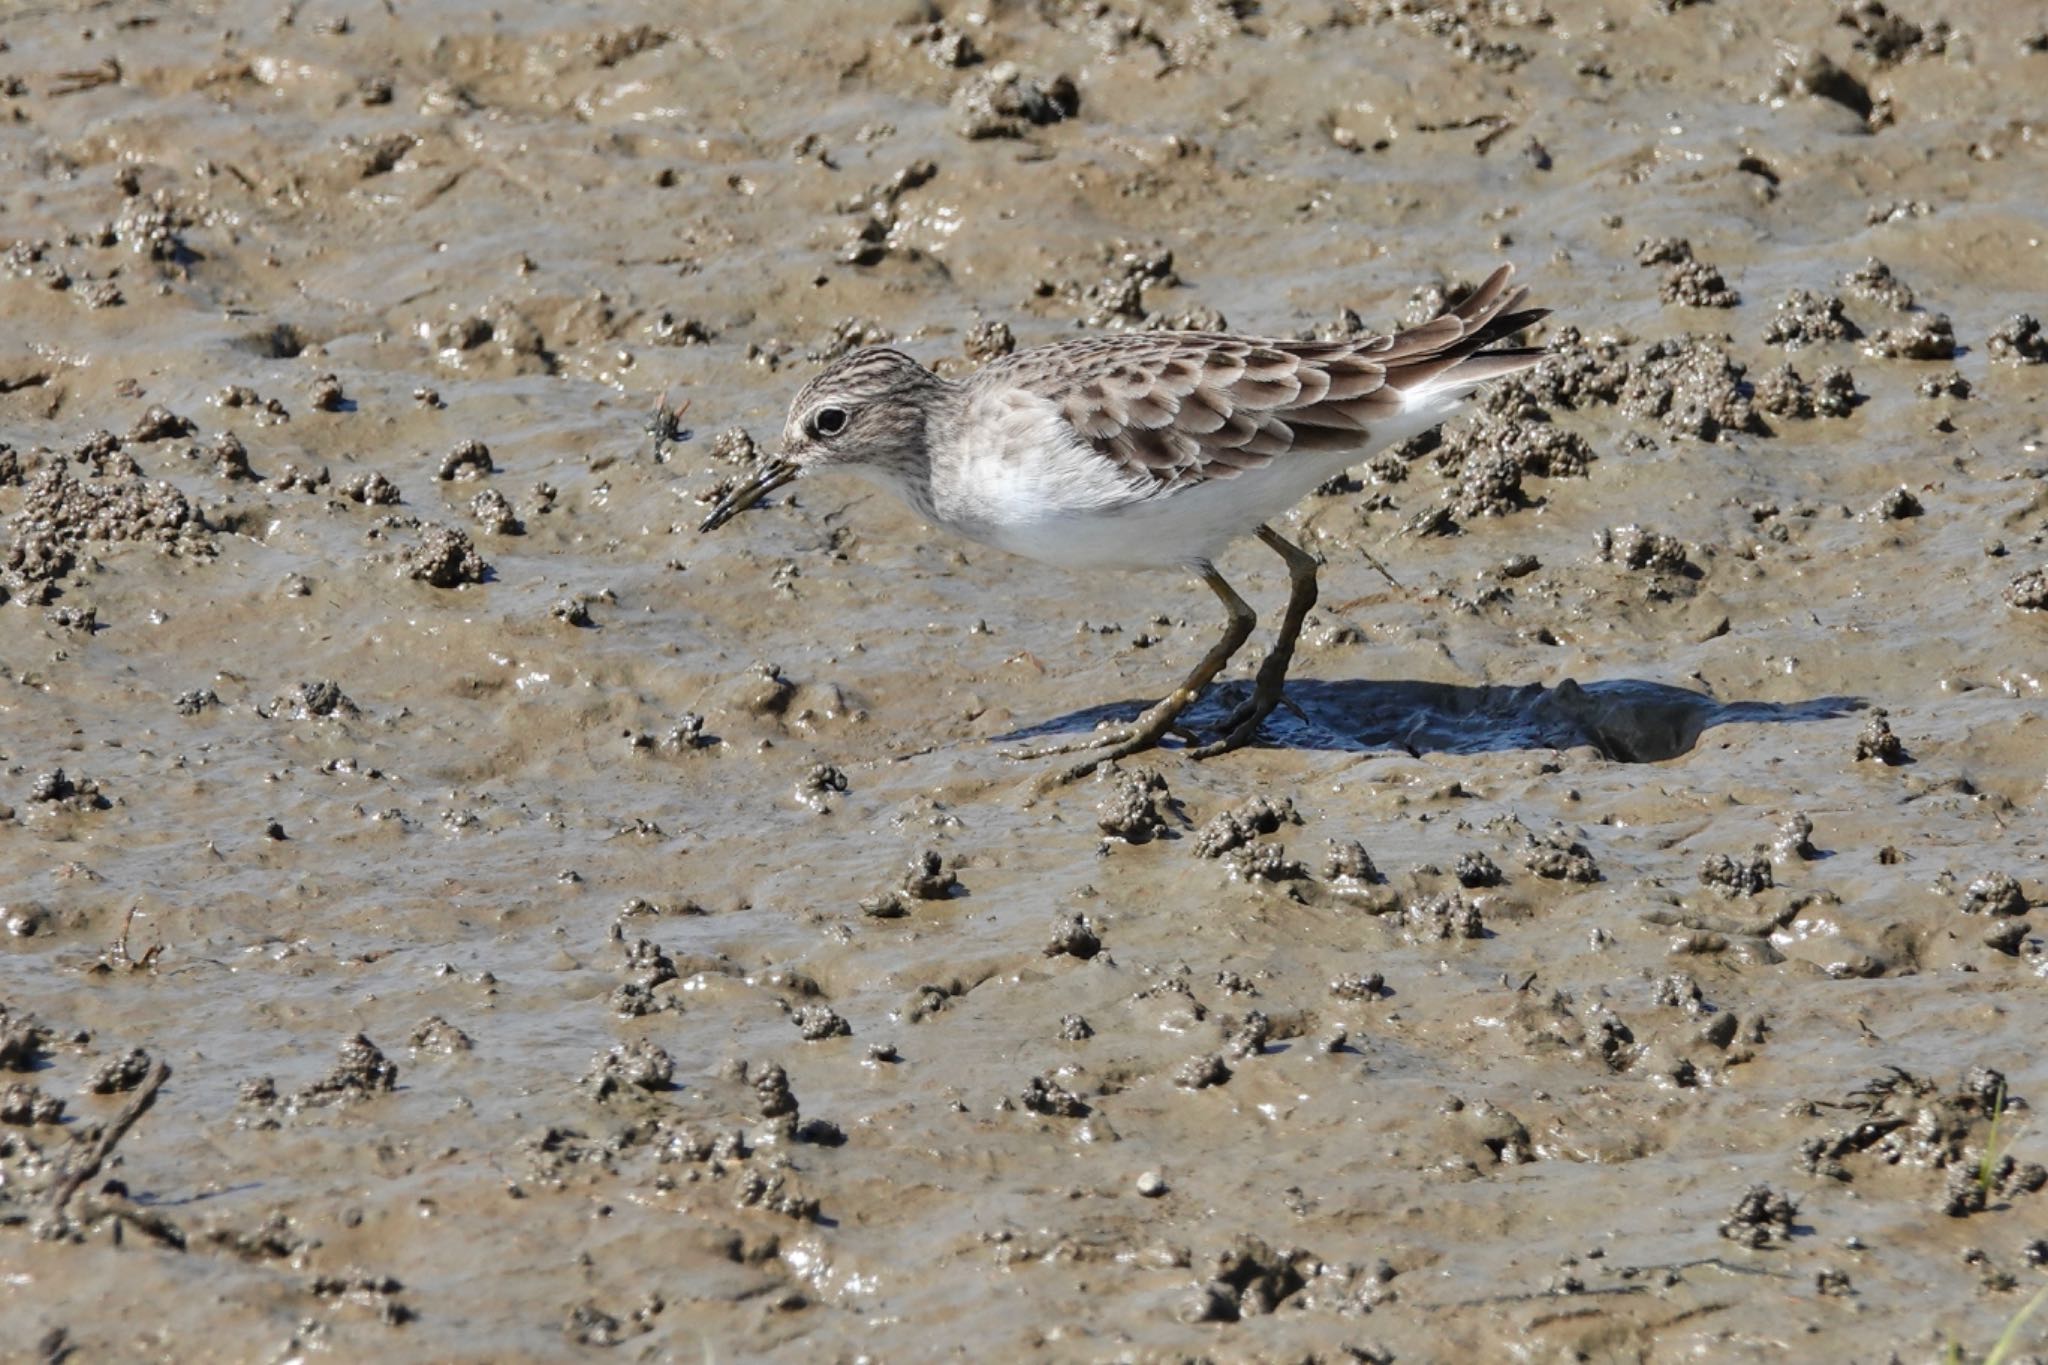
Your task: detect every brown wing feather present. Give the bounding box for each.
[974,263,1548,486]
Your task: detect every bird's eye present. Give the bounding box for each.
[811,406,849,438]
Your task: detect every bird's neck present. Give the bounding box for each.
[870,384,964,524]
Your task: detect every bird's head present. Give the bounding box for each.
[700,347,951,532]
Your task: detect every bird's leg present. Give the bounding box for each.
[1194,525,1319,758]
[1006,567,1256,785]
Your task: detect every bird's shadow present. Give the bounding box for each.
[1001,675,1861,764]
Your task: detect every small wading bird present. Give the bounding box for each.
[702,264,1548,784]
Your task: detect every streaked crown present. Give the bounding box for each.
[781,347,956,474]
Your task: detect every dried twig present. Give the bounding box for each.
[93,905,164,973]
[46,1058,171,1217]
[49,57,121,96]
[647,391,692,457]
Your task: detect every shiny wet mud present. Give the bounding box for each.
[2,1,2046,1359]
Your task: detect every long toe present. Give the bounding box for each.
[1190,694,1281,759]
[1190,717,1265,760]
[1209,689,1303,738]
[1041,728,1170,789]
[1032,698,1196,787]
[1000,728,1135,762]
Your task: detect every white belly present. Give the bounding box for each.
[922,387,1443,571]
[969,461,1347,570]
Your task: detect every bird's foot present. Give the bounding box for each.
[1208,689,1306,738]
[1009,693,1200,789]
[1196,679,1310,749]
[1191,686,1287,760]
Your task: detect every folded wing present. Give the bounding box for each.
[979,263,1549,488]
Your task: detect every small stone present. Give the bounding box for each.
[1754,363,1815,419]
[1225,1010,1271,1059]
[1764,290,1859,348]
[795,1118,846,1146]
[406,1015,474,1055]
[963,320,1015,362]
[1403,892,1485,940]
[1193,796,1298,859]
[208,432,255,480]
[901,849,959,899]
[1136,1170,1168,1198]
[128,405,194,442]
[1813,366,1862,417]
[1771,48,1874,120]
[858,889,911,919]
[0,1082,64,1125]
[342,471,401,505]
[1853,713,1906,764]
[585,1040,675,1094]
[1863,313,1955,361]
[1983,920,2029,955]
[403,524,488,587]
[908,20,982,68]
[951,62,1079,140]
[755,1063,797,1118]
[85,1047,153,1094]
[1987,314,2048,365]
[1173,1053,1231,1089]
[1842,258,1914,310]
[1330,972,1385,1001]
[1718,1184,1798,1248]
[1097,770,1170,842]
[436,439,493,481]
[1322,838,1379,883]
[1660,259,1738,308]
[1019,1074,1088,1117]
[1915,370,1970,401]
[294,1034,397,1105]
[1775,814,1819,861]
[1961,873,2028,917]
[471,487,523,534]
[1044,912,1102,960]
[793,1005,851,1041]
[2003,568,2048,612]
[1597,525,1691,575]
[1229,842,1308,883]
[1701,852,1773,896]
[708,427,759,464]
[1523,830,1601,883]
[1455,851,1504,887]
[1634,236,1693,266]
[795,762,848,811]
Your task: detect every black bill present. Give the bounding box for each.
[698,458,799,532]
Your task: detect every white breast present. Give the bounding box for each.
[923,390,1150,559]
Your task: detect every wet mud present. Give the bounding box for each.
[2,0,2046,1359]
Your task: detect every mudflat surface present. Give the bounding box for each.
[2,1,2046,1359]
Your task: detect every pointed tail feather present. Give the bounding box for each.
[1384,263,1550,399]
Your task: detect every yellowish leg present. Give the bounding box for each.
[1006,566,1257,786]
[1193,525,1319,759]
